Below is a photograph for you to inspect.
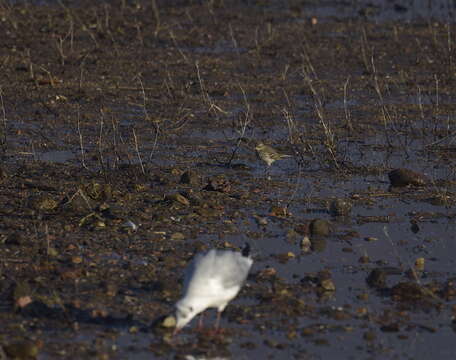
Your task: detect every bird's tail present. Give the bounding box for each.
[241,242,251,257]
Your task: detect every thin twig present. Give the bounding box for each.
[226,84,251,167]
[0,86,7,148]
[132,128,145,175]
[77,105,88,170]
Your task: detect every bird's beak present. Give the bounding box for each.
[172,326,180,336]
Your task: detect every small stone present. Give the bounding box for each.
[286,330,298,340]
[269,206,289,217]
[72,256,83,264]
[162,314,176,328]
[240,342,256,350]
[4,232,24,246]
[300,236,312,253]
[363,331,376,341]
[165,193,190,206]
[391,282,425,301]
[29,195,59,212]
[253,215,268,226]
[380,323,400,332]
[15,296,33,309]
[84,182,110,200]
[301,327,315,336]
[122,219,138,232]
[314,338,329,346]
[204,175,231,193]
[171,168,181,176]
[356,306,368,316]
[104,283,118,297]
[410,220,420,233]
[47,247,59,257]
[311,237,327,252]
[264,339,281,348]
[309,219,331,237]
[415,257,425,271]
[170,232,185,241]
[428,194,450,206]
[366,268,387,288]
[129,326,139,334]
[286,229,299,242]
[180,170,200,186]
[320,279,336,291]
[4,341,41,359]
[134,184,148,192]
[295,223,309,236]
[364,236,378,242]
[329,198,352,216]
[0,166,7,181]
[67,190,93,214]
[95,220,106,229]
[0,345,6,360]
[388,168,429,188]
[13,281,31,302]
[256,267,277,279]
[276,252,295,263]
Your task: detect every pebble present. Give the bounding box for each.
[388,168,429,188]
[309,219,331,237]
[329,198,352,216]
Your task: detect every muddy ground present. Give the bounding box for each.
[1,0,456,359]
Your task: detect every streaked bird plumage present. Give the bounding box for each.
[255,142,292,167]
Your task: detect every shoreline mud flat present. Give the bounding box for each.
[1,1,456,358]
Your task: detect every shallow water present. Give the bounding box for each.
[2,0,456,359]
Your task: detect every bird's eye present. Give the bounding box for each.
[189,306,193,312]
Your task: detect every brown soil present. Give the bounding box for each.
[1,0,456,358]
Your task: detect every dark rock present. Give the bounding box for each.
[363,331,376,341]
[180,170,200,186]
[380,323,400,332]
[441,280,456,300]
[4,232,24,246]
[410,220,420,233]
[164,193,190,206]
[269,206,289,218]
[366,268,387,288]
[12,281,32,302]
[309,219,331,237]
[329,198,352,216]
[204,175,231,193]
[391,282,427,302]
[83,182,111,201]
[388,168,429,188]
[311,237,327,252]
[0,166,7,182]
[4,342,40,359]
[28,195,59,212]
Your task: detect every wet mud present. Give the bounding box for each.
[1,0,456,359]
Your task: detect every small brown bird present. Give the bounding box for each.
[255,142,292,167]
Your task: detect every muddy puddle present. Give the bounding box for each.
[2,0,456,359]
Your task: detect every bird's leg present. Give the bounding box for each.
[197,312,205,330]
[265,167,271,181]
[214,311,222,331]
